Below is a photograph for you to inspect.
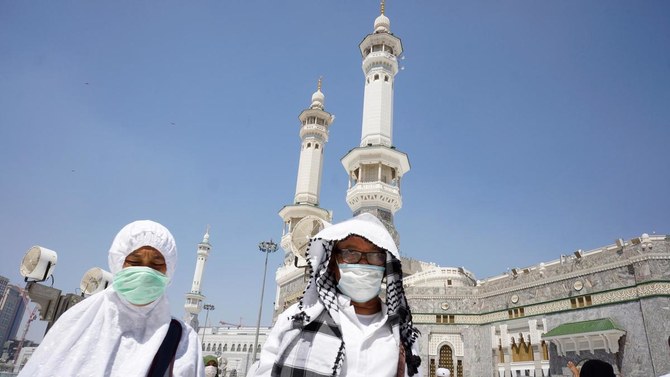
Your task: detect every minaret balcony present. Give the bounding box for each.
[346,181,402,213]
[294,192,318,205]
[299,124,329,141]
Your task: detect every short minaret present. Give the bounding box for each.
[276,80,334,316]
[183,227,211,331]
[341,2,410,245]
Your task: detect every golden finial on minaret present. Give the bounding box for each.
[380,0,385,15]
[317,76,323,91]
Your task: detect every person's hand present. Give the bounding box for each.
[567,361,580,377]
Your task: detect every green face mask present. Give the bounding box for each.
[113,266,169,305]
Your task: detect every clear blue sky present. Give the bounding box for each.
[1,1,668,342]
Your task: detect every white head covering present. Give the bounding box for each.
[313,212,399,259]
[18,220,203,377]
[437,367,451,377]
[108,219,177,278]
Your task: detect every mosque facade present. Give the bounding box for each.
[270,5,670,377]
[194,5,670,377]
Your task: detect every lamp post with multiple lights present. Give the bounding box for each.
[252,240,278,363]
[202,303,215,351]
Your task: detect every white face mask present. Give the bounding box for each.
[205,365,217,377]
[337,264,385,303]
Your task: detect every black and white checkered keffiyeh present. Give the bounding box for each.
[272,213,421,377]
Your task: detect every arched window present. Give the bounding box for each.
[207,343,211,351]
[202,343,205,351]
[231,344,235,352]
[223,344,228,351]
[243,344,247,352]
[237,344,241,352]
[307,142,311,148]
[384,75,389,82]
[374,74,380,80]
[315,144,319,149]
[218,344,222,352]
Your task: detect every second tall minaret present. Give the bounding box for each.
[183,228,211,331]
[341,3,410,245]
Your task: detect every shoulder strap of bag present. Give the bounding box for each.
[147,318,183,377]
[397,344,406,377]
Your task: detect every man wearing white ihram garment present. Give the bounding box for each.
[19,220,204,377]
[252,213,422,377]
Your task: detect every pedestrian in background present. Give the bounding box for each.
[436,367,450,377]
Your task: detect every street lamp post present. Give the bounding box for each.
[252,240,278,363]
[202,303,215,352]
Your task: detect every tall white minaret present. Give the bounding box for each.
[276,80,334,316]
[183,227,211,331]
[292,78,334,206]
[341,1,410,245]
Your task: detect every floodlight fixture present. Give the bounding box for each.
[80,267,113,296]
[574,250,583,259]
[615,238,625,248]
[20,246,57,282]
[511,268,519,276]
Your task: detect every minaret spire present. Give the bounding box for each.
[341,5,409,245]
[183,227,213,331]
[203,225,210,242]
[317,76,322,92]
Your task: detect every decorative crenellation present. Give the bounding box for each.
[477,253,670,298]
[477,241,669,294]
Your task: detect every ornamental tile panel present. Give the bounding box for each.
[429,333,464,357]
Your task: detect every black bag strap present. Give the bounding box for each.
[147,318,183,377]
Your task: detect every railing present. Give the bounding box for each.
[348,181,399,195]
[403,267,475,287]
[366,51,397,61]
[497,361,550,377]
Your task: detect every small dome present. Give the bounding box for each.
[311,89,324,103]
[311,89,324,109]
[374,14,390,33]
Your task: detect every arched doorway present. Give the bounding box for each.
[438,344,454,375]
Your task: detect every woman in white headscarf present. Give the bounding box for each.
[253,213,422,377]
[19,220,204,377]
